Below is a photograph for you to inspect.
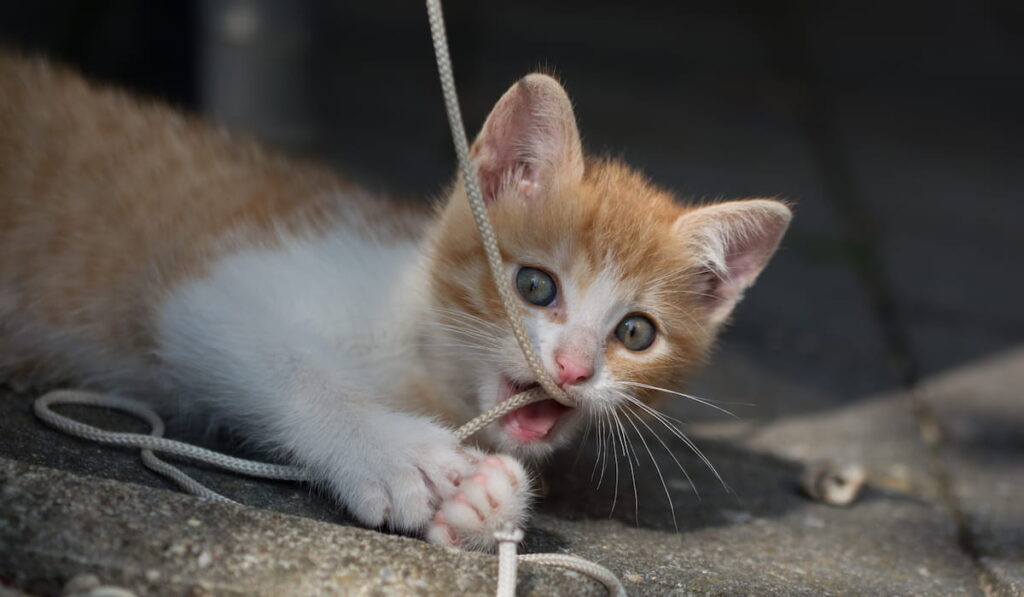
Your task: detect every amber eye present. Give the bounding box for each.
[515,267,557,307]
[615,315,656,351]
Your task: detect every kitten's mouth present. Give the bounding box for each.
[497,377,573,443]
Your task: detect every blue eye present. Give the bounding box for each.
[515,267,557,307]
[615,315,656,351]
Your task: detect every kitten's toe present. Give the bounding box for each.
[332,432,479,533]
[427,454,531,551]
[346,483,393,528]
[426,511,458,547]
[385,444,478,530]
[384,466,444,530]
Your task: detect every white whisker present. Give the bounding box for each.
[620,381,742,418]
[618,391,731,495]
[610,387,733,495]
[572,416,594,471]
[607,409,620,515]
[621,406,678,530]
[419,341,498,353]
[420,321,504,348]
[612,390,698,489]
[593,411,608,488]
[422,306,506,332]
[610,408,639,525]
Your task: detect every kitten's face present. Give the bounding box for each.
[426,75,790,458]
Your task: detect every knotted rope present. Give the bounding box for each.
[32,1,626,594]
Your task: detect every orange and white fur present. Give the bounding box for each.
[0,55,790,550]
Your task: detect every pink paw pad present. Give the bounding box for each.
[424,454,529,552]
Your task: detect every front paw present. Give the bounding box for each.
[336,427,479,533]
[426,454,531,551]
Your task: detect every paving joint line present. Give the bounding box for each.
[738,2,1000,593]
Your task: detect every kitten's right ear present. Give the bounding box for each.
[469,74,584,203]
[674,199,792,326]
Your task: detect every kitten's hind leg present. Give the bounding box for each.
[426,452,531,551]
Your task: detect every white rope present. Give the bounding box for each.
[33,390,307,503]
[517,554,627,596]
[30,2,627,594]
[494,524,525,597]
[36,389,625,595]
[493,529,628,597]
[423,0,572,411]
[425,1,623,594]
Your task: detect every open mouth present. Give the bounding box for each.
[498,377,573,443]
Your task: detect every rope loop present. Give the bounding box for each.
[35,390,626,595]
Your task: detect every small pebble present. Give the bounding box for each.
[80,589,137,597]
[62,575,137,597]
[62,574,100,595]
[800,461,867,506]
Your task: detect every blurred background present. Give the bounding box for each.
[2,0,1020,420]
[1,2,1022,592]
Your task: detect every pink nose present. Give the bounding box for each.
[555,354,593,387]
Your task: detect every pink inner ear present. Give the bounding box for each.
[704,249,772,314]
[468,75,584,203]
[472,91,551,203]
[675,200,791,324]
[476,153,537,204]
[723,249,773,293]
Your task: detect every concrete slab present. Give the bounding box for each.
[917,348,1024,597]
[2,379,985,596]
[527,388,981,596]
[742,391,940,500]
[0,386,344,526]
[0,458,601,597]
[530,500,978,597]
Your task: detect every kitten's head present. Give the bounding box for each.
[425,74,790,458]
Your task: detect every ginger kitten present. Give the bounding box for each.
[0,54,790,550]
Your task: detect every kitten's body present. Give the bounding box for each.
[0,55,790,549]
[0,55,420,397]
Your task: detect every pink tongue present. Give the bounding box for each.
[507,399,568,439]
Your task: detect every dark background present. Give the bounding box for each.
[2,0,1022,421]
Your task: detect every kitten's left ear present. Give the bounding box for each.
[674,199,792,325]
[470,74,585,203]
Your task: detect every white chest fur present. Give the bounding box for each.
[156,227,429,412]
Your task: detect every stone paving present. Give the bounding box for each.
[1,1,1022,595]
